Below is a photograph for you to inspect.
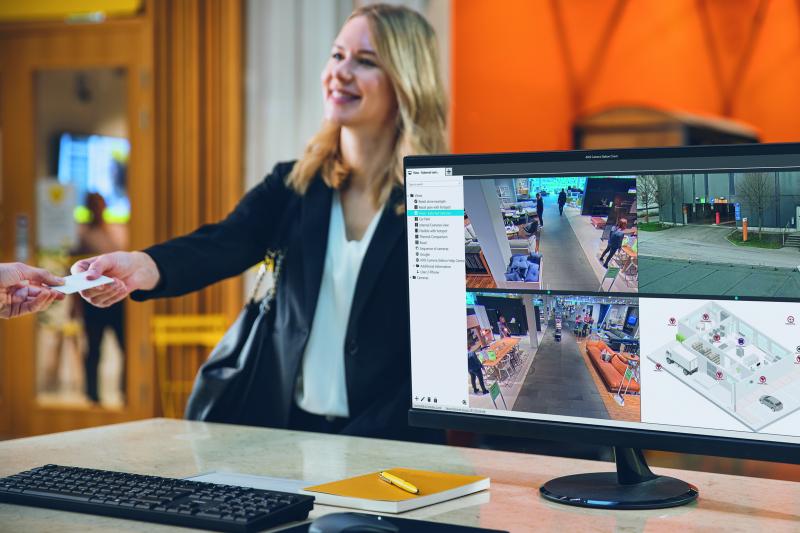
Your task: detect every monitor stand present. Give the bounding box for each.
[539,447,698,509]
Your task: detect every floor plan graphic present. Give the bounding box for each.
[647,302,800,431]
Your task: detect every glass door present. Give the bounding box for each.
[0,17,154,437]
[34,68,130,410]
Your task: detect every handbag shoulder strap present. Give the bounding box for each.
[248,250,284,305]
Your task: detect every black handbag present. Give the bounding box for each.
[184,251,284,426]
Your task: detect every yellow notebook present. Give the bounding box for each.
[303,468,489,513]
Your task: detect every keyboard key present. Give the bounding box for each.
[23,489,91,502]
[137,495,166,504]
[162,491,190,501]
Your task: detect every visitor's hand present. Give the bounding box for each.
[71,251,160,308]
[0,262,65,319]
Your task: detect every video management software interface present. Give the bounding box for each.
[406,151,800,446]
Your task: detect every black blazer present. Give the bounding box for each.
[132,162,441,443]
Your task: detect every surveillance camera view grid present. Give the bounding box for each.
[407,164,800,445]
[463,292,800,439]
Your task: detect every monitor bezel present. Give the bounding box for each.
[404,142,800,466]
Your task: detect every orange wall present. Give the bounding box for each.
[451,0,800,153]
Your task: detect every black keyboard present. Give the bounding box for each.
[0,464,314,532]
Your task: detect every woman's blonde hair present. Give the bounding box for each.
[286,3,447,208]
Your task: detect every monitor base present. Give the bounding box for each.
[539,447,698,510]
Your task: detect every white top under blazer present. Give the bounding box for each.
[294,191,382,418]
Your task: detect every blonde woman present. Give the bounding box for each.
[72,4,447,441]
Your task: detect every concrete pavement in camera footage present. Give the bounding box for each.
[638,225,800,297]
[638,225,800,269]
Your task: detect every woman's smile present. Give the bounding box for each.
[327,86,362,105]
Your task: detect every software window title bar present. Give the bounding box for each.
[408,154,800,178]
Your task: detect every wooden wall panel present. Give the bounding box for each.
[154,0,243,317]
[153,0,244,415]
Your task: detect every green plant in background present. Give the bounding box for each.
[638,221,671,231]
[726,230,782,249]
[676,333,686,343]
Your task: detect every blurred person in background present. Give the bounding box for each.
[0,263,63,319]
[74,193,126,404]
[71,4,446,441]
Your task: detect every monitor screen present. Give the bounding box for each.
[406,144,800,453]
[57,132,131,223]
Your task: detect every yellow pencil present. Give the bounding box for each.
[378,471,420,495]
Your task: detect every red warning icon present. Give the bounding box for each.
[702,313,710,321]
[655,362,662,371]
[669,317,676,325]
[759,376,767,384]
[715,370,724,380]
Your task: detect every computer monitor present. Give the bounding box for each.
[405,143,800,509]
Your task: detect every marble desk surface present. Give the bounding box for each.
[0,418,798,532]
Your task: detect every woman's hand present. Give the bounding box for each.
[71,251,160,308]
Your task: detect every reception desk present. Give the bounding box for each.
[1,419,798,531]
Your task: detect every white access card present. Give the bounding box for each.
[52,272,115,295]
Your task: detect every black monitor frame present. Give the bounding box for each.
[405,142,800,468]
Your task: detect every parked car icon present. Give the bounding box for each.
[759,395,783,412]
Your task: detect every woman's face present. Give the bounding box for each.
[321,16,397,132]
